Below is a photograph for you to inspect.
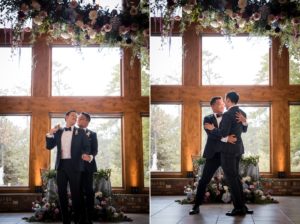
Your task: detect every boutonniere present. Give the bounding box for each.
[75,129,78,135]
[86,131,90,137]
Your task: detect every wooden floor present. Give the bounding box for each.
[0,213,149,224]
[151,196,300,224]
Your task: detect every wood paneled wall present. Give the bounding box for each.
[0,31,149,193]
[151,22,300,178]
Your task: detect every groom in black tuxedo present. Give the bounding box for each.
[46,110,91,224]
[204,92,253,216]
[77,112,98,224]
[189,96,247,215]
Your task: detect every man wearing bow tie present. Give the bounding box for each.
[190,96,247,215]
[46,110,91,224]
[77,112,98,224]
[204,92,253,216]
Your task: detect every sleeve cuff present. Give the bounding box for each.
[242,122,248,126]
[46,133,54,138]
[221,136,228,142]
[89,155,94,163]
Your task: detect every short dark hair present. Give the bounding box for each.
[226,92,239,104]
[65,110,77,116]
[210,96,222,106]
[80,112,91,122]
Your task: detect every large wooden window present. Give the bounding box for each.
[0,11,149,192]
[151,20,300,178]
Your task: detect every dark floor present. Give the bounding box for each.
[0,213,149,224]
[151,196,300,224]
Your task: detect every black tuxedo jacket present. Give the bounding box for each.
[210,106,247,156]
[46,127,91,171]
[84,129,98,172]
[202,114,223,159]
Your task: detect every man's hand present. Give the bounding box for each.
[204,123,215,131]
[49,124,60,135]
[236,112,246,123]
[82,154,91,162]
[227,134,237,144]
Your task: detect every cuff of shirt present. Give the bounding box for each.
[221,136,228,142]
[89,155,94,163]
[46,133,54,138]
[242,122,248,126]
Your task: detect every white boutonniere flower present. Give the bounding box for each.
[75,129,78,135]
[86,131,91,137]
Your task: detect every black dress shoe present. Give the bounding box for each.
[189,206,199,215]
[226,208,246,216]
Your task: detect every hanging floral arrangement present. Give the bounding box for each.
[151,0,300,58]
[0,0,149,58]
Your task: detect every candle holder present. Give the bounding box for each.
[186,171,194,178]
[131,186,139,194]
[277,171,286,178]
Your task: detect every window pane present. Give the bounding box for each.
[202,37,269,85]
[150,36,182,85]
[141,48,150,96]
[151,104,181,172]
[290,105,300,172]
[289,53,300,84]
[52,47,121,96]
[201,106,270,172]
[142,117,149,187]
[0,47,31,96]
[0,116,30,186]
[50,116,123,187]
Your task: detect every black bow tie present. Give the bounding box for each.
[64,127,72,131]
[216,113,223,118]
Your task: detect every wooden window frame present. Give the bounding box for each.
[151,19,300,178]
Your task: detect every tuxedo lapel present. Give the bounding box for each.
[212,116,218,128]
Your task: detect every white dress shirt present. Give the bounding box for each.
[61,126,74,159]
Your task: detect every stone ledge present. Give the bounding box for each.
[151,178,300,196]
[0,193,149,213]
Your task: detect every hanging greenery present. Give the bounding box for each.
[0,0,149,58]
[151,0,300,58]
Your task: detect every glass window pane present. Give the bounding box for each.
[202,37,270,85]
[0,47,32,96]
[290,105,300,172]
[150,36,182,85]
[50,116,122,187]
[142,117,149,187]
[0,115,30,186]
[151,104,181,172]
[289,53,300,84]
[141,48,150,96]
[201,106,270,172]
[52,47,121,96]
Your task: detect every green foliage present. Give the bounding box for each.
[94,168,111,181]
[241,155,259,167]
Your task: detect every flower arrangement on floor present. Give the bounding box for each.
[0,0,149,58]
[151,0,300,58]
[176,155,278,205]
[23,168,132,222]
